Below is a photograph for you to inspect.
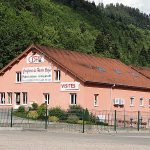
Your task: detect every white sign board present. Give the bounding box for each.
[22,66,52,83]
[60,82,80,91]
[27,54,44,64]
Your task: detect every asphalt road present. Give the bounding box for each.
[0,130,150,150]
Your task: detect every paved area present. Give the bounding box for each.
[0,131,150,150]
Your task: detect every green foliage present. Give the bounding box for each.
[66,114,79,124]
[49,107,67,121]
[48,116,59,122]
[18,106,25,113]
[27,110,39,119]
[31,102,38,110]
[0,0,150,68]
[37,103,46,120]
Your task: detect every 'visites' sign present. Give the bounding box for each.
[27,54,44,64]
[60,82,80,91]
[22,66,52,83]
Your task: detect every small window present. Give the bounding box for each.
[22,92,27,105]
[130,97,134,106]
[94,94,99,107]
[16,72,21,83]
[70,93,77,105]
[44,93,50,105]
[140,97,144,107]
[15,93,20,105]
[54,70,61,81]
[7,92,12,104]
[0,92,5,104]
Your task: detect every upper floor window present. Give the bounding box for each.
[139,97,144,107]
[130,97,134,106]
[7,92,12,104]
[44,93,50,105]
[16,72,21,83]
[22,92,28,105]
[70,93,77,105]
[54,70,61,81]
[94,94,99,107]
[0,92,5,104]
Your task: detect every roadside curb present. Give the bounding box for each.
[0,127,23,131]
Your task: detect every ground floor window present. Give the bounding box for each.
[43,93,50,105]
[22,92,27,105]
[0,92,5,104]
[94,94,99,107]
[15,93,20,105]
[7,92,12,104]
[70,93,77,105]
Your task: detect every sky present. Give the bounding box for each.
[90,0,150,15]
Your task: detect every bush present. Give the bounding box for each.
[49,107,67,121]
[66,114,79,124]
[27,111,38,119]
[48,116,59,122]
[67,105,83,120]
[18,106,25,113]
[37,103,46,120]
[31,103,38,110]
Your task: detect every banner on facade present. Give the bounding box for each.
[60,82,80,91]
[22,66,52,83]
[27,54,45,64]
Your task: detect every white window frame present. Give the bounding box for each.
[54,70,61,82]
[22,92,28,105]
[139,97,144,107]
[16,71,21,83]
[94,94,99,107]
[130,97,134,107]
[0,92,5,104]
[43,93,50,105]
[70,93,77,105]
[7,92,12,104]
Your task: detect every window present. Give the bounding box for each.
[0,92,5,104]
[54,70,61,81]
[140,97,144,107]
[70,93,77,105]
[44,93,50,105]
[94,94,99,107]
[22,92,27,105]
[15,93,20,105]
[7,92,12,104]
[130,97,134,106]
[16,72,21,83]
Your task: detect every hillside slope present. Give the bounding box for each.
[0,0,150,68]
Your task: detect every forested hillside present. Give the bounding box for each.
[0,0,150,69]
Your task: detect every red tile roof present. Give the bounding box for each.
[0,44,150,90]
[131,66,150,79]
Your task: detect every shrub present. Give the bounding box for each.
[31,103,38,110]
[48,116,59,122]
[27,111,39,119]
[37,103,46,120]
[67,105,83,120]
[66,114,79,124]
[18,106,25,113]
[84,108,90,121]
[49,107,67,121]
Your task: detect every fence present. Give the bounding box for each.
[0,106,150,133]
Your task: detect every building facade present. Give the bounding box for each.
[0,44,150,116]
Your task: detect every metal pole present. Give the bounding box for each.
[10,107,13,127]
[114,110,117,131]
[82,109,85,133]
[137,111,140,131]
[45,103,48,129]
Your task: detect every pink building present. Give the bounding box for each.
[0,44,150,117]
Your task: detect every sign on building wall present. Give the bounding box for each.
[22,66,52,83]
[27,54,44,64]
[60,82,80,91]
